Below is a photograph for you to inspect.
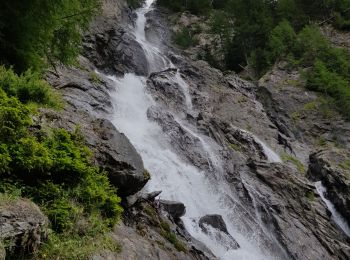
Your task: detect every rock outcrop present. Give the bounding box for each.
[308,150,350,226]
[0,199,48,257]
[44,59,149,197]
[159,200,186,220]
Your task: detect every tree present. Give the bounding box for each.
[0,0,100,72]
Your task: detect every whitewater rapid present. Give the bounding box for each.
[109,0,284,259]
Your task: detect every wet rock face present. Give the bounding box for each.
[0,200,48,256]
[84,28,149,76]
[148,69,188,112]
[45,59,149,196]
[199,215,229,235]
[246,160,350,260]
[159,200,186,220]
[199,215,240,250]
[115,201,213,260]
[308,150,350,226]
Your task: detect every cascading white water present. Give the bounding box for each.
[315,181,350,237]
[109,1,284,259]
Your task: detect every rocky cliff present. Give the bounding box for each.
[3,0,348,259]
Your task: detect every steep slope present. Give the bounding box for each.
[31,0,350,259]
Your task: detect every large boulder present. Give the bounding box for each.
[199,215,240,250]
[84,27,149,76]
[92,118,150,196]
[0,199,48,256]
[159,200,186,220]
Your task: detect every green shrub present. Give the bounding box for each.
[267,20,297,65]
[36,232,120,260]
[281,153,305,173]
[307,60,350,118]
[0,66,61,107]
[0,0,100,72]
[174,27,197,49]
[157,0,211,14]
[0,89,123,250]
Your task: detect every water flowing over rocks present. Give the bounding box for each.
[37,0,350,258]
[308,150,350,227]
[44,58,149,197]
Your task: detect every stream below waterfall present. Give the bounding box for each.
[109,0,284,259]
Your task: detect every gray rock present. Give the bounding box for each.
[199,215,230,235]
[308,150,350,227]
[159,200,186,219]
[84,27,149,76]
[199,215,240,250]
[0,200,48,255]
[45,60,149,197]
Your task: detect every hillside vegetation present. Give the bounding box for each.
[0,0,124,258]
[159,0,350,119]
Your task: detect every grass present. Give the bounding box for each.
[0,188,21,208]
[144,205,187,253]
[35,232,120,260]
[303,101,317,111]
[340,160,350,170]
[306,191,315,201]
[281,153,305,173]
[89,72,102,85]
[291,111,301,123]
[159,219,186,252]
[229,143,241,151]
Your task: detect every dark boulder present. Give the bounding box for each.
[199,215,240,250]
[159,200,186,219]
[199,215,229,235]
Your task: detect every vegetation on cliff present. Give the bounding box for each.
[0,0,123,258]
[158,0,350,119]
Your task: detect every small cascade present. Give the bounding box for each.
[109,0,286,259]
[253,136,282,163]
[315,181,350,237]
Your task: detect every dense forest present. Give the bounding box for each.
[159,0,350,118]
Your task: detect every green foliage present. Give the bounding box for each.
[306,191,315,201]
[89,71,102,85]
[159,220,186,252]
[157,0,212,14]
[281,153,305,173]
[0,0,100,72]
[340,159,350,169]
[35,232,120,260]
[0,66,61,107]
[174,27,198,49]
[266,20,297,66]
[0,88,122,256]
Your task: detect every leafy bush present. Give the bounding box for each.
[174,27,197,49]
[0,0,100,72]
[157,0,211,14]
[0,66,60,107]
[266,20,297,65]
[0,88,122,257]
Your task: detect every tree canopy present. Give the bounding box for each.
[0,0,100,72]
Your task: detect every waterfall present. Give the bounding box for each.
[315,181,350,237]
[109,1,284,259]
